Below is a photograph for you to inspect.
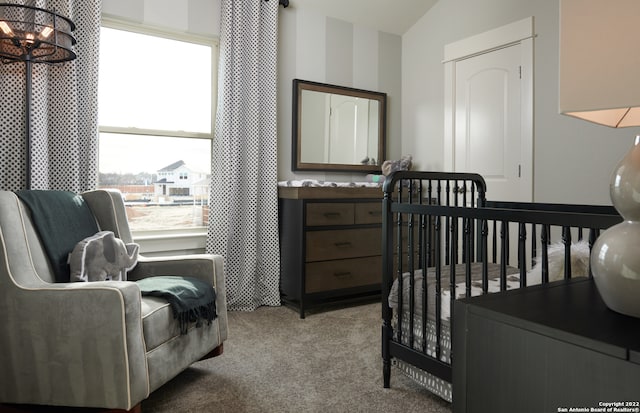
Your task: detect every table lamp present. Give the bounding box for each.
[559,0,640,317]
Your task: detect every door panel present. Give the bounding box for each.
[329,94,370,164]
[454,44,523,202]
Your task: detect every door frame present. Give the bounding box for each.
[443,17,535,201]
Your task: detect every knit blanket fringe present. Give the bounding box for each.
[175,300,217,334]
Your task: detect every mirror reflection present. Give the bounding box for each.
[293,79,386,173]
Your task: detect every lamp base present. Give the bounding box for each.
[591,221,640,318]
[590,135,640,318]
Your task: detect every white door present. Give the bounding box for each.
[454,43,526,202]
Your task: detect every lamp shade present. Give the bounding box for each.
[559,0,640,127]
[560,0,640,318]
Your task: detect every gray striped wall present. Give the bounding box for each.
[100,1,401,182]
[278,8,402,181]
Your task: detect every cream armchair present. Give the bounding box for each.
[0,189,227,412]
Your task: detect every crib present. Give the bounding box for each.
[381,171,622,402]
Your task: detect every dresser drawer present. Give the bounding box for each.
[306,228,382,262]
[306,203,355,226]
[305,256,382,293]
[355,202,382,224]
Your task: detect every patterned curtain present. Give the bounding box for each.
[207,0,281,311]
[0,0,100,192]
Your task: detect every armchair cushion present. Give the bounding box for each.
[15,190,99,282]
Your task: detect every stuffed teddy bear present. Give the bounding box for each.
[381,154,412,176]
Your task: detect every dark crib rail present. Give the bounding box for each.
[381,171,622,393]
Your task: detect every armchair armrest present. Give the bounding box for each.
[0,281,149,410]
[128,253,227,325]
[129,253,225,291]
[129,254,222,284]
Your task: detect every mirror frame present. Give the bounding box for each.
[292,79,387,173]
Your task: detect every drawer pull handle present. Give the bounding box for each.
[323,212,341,218]
[368,211,381,215]
[333,271,352,278]
[334,241,352,248]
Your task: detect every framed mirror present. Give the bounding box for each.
[292,79,387,173]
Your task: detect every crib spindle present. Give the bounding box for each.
[541,225,550,284]
[395,184,404,343]
[562,226,572,279]
[421,216,428,355]
[531,224,537,267]
[500,220,508,291]
[504,220,510,265]
[468,183,475,261]
[445,181,451,266]
[425,180,434,267]
[518,223,527,288]
[492,220,498,263]
[464,217,472,297]
[407,188,416,348]
[481,220,489,294]
[449,217,458,348]
[434,215,443,360]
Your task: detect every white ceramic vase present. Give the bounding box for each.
[591,135,640,318]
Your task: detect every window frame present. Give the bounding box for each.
[98,18,219,244]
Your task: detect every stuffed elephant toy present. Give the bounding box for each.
[68,231,139,282]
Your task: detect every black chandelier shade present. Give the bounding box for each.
[0,3,76,64]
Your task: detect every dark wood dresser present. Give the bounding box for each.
[453,278,640,413]
[278,186,383,318]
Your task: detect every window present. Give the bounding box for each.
[170,187,190,196]
[98,21,217,233]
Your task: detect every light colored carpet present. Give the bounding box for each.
[142,302,452,413]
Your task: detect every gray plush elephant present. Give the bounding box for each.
[68,231,139,282]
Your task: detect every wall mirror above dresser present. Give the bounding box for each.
[292,79,387,173]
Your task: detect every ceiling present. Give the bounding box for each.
[287,0,438,36]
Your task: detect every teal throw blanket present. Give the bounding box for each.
[16,190,100,283]
[136,276,217,334]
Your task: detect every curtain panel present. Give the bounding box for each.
[207,0,281,311]
[0,0,100,192]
